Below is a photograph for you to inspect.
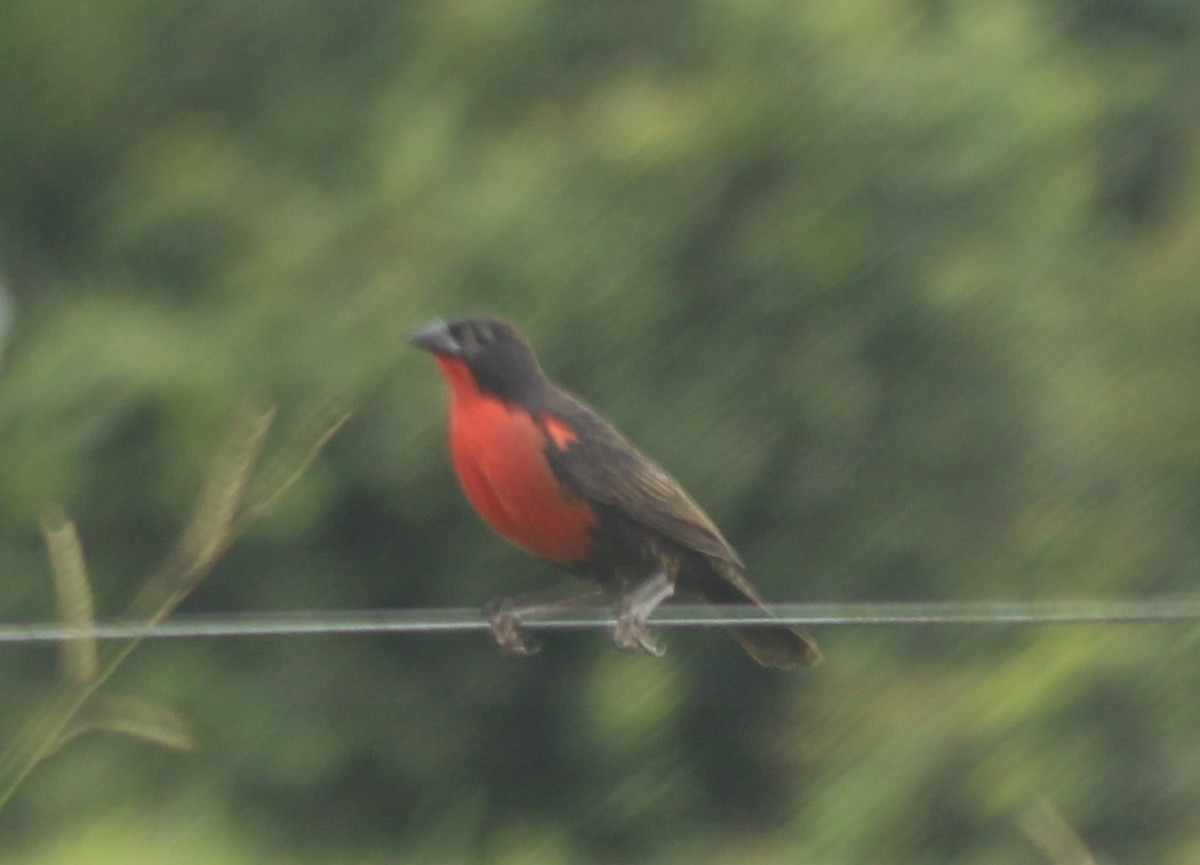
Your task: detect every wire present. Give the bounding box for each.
[1,597,1198,644]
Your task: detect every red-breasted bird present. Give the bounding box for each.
[409,317,821,668]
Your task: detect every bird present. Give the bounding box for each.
[408,317,821,668]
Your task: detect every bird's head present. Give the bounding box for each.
[408,317,546,401]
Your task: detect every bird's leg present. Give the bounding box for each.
[485,597,536,656]
[483,583,607,656]
[612,569,676,657]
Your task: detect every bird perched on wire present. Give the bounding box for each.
[409,317,820,668]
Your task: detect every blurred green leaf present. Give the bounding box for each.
[41,510,99,686]
[60,695,197,754]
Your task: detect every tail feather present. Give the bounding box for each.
[729,623,822,669]
[699,561,822,669]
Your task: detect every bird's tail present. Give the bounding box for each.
[702,562,822,669]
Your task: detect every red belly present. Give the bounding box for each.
[446,383,594,564]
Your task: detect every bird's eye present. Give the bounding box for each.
[450,322,492,357]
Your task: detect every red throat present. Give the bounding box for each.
[433,355,595,564]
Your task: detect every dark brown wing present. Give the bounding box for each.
[537,391,743,567]
[537,388,822,669]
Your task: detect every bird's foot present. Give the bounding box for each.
[612,611,665,656]
[483,598,541,657]
[482,584,608,658]
[610,570,675,658]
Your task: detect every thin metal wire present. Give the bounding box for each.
[1,597,1199,644]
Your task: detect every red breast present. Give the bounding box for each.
[434,354,596,564]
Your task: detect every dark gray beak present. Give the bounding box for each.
[407,320,460,355]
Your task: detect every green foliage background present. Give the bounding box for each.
[2,0,1200,862]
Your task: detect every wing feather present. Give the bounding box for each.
[539,396,744,567]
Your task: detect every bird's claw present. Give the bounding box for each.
[611,613,665,657]
[484,599,542,657]
[609,569,674,657]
